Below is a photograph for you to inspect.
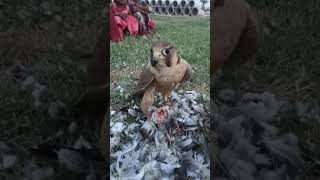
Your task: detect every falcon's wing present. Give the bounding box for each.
[135,64,155,96]
[180,63,192,83]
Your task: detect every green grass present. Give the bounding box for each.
[111,15,210,109]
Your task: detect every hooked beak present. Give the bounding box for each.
[151,57,159,66]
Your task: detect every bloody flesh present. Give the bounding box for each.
[157,109,165,118]
[157,109,167,123]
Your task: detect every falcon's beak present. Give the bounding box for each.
[151,49,165,66]
[151,57,159,66]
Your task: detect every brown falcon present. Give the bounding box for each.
[135,40,192,114]
[212,0,260,73]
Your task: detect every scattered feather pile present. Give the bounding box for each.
[16,69,67,119]
[212,90,306,179]
[110,90,210,179]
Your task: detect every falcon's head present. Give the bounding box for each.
[149,40,181,67]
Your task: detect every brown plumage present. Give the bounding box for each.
[212,0,260,73]
[135,40,192,114]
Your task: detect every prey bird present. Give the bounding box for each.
[135,40,192,114]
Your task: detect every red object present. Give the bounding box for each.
[156,108,168,123]
[157,109,165,118]
[110,3,139,42]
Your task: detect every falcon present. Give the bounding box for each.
[212,0,260,73]
[135,40,192,114]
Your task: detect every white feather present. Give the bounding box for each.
[111,122,126,135]
[110,90,209,179]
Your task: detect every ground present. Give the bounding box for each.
[212,0,320,178]
[0,0,106,179]
[111,15,210,110]
[214,0,320,101]
[0,0,319,179]
[110,16,210,179]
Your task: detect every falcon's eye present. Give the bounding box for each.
[165,48,170,54]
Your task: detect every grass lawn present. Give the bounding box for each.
[111,15,210,110]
